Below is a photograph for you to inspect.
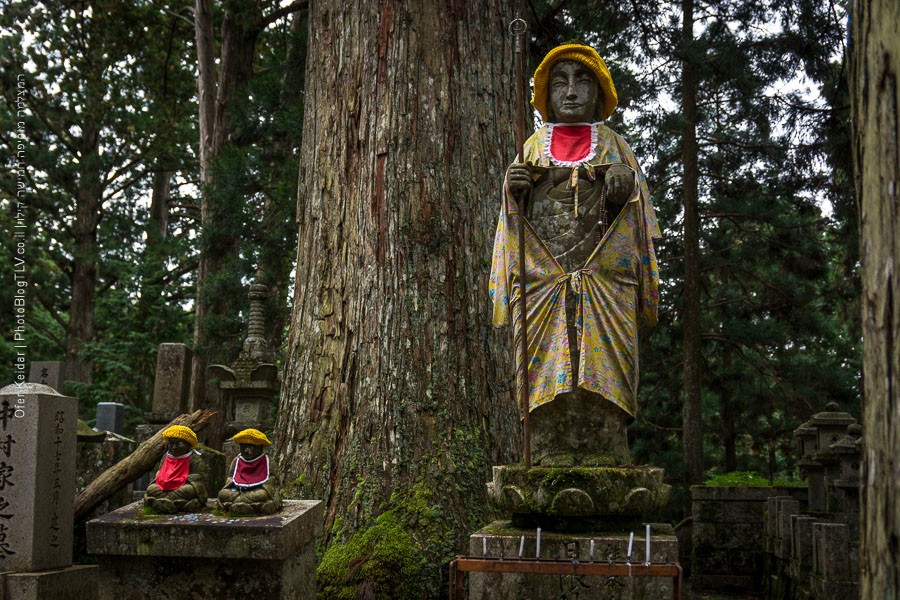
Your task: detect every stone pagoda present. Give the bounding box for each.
[208,283,279,437]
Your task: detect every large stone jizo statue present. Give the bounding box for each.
[490,43,660,467]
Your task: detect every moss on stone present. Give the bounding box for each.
[317,427,496,598]
[495,465,669,517]
[317,509,426,600]
[138,506,162,518]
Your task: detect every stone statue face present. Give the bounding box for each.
[548,60,601,123]
[167,438,192,456]
[240,443,264,461]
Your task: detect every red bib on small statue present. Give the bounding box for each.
[233,454,270,488]
[155,452,192,491]
[548,123,595,164]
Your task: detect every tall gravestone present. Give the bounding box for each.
[0,383,76,571]
[26,361,66,393]
[132,345,194,498]
[149,344,192,421]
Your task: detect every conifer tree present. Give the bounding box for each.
[0,1,197,400]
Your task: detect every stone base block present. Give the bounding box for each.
[86,499,322,600]
[0,564,98,600]
[95,546,314,600]
[467,521,678,600]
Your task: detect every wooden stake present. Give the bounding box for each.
[509,16,531,469]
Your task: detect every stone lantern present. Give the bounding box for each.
[832,423,862,486]
[829,423,862,520]
[208,284,279,437]
[810,402,856,453]
[798,403,856,513]
[794,421,818,459]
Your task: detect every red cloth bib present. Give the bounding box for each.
[155,453,191,491]
[233,454,270,488]
[549,124,593,164]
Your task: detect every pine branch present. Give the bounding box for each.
[23,92,78,156]
[35,290,69,332]
[28,314,65,348]
[260,0,308,28]
[155,259,199,287]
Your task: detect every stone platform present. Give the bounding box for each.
[467,521,679,599]
[86,499,322,599]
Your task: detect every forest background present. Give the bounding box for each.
[0,0,861,597]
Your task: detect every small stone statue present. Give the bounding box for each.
[217,428,282,515]
[491,43,661,467]
[144,425,209,513]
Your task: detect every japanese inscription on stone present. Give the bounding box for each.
[0,383,76,571]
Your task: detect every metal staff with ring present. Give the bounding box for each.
[508,16,531,469]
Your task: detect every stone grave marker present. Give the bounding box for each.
[26,361,66,393]
[150,344,192,420]
[0,383,77,571]
[95,402,124,434]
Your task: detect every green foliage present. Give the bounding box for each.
[703,470,803,488]
[0,0,197,417]
[704,471,773,487]
[187,3,305,371]
[0,1,304,428]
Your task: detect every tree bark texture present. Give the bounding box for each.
[681,0,704,485]
[67,113,102,385]
[275,0,521,553]
[852,0,900,596]
[190,0,220,415]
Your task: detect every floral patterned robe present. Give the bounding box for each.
[489,123,660,416]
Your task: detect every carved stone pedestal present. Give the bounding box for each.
[467,521,678,599]
[488,465,670,530]
[86,500,322,599]
[478,462,676,599]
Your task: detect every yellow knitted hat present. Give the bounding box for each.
[233,428,272,447]
[531,43,618,122]
[162,425,198,448]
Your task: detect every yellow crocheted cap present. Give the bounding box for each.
[162,425,198,448]
[531,43,618,122]
[233,428,271,447]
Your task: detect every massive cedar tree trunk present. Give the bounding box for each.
[680,0,704,485]
[276,0,520,552]
[851,0,900,596]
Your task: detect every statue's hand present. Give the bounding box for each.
[506,162,533,196]
[605,163,635,204]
